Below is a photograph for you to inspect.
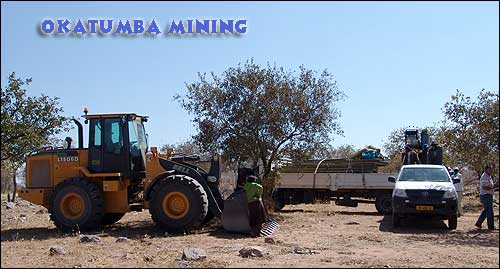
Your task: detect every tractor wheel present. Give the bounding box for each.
[101,213,125,226]
[149,175,208,234]
[49,178,104,232]
[375,193,393,215]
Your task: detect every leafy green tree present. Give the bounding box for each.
[177,60,345,200]
[441,89,499,177]
[1,72,68,201]
[160,140,201,156]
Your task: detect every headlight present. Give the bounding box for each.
[393,189,408,198]
[443,190,457,199]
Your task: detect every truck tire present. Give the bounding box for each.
[101,213,125,226]
[392,212,401,227]
[375,193,393,215]
[49,178,104,232]
[273,199,285,211]
[448,214,458,230]
[149,175,208,234]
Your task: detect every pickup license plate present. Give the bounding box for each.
[416,205,433,211]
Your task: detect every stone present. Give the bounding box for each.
[290,246,319,255]
[239,246,265,258]
[115,237,129,243]
[49,246,66,255]
[264,237,275,244]
[79,235,102,243]
[182,247,207,261]
[143,254,154,262]
[6,202,15,209]
[16,200,31,207]
[36,209,47,214]
[175,259,191,267]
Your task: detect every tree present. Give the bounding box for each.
[441,89,499,178]
[315,144,356,159]
[160,140,203,156]
[1,72,68,201]
[177,60,345,200]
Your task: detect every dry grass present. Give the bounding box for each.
[1,193,499,268]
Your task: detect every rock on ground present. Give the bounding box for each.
[49,246,65,256]
[5,202,15,209]
[264,237,275,244]
[239,246,266,258]
[115,237,129,243]
[79,235,102,243]
[182,247,207,261]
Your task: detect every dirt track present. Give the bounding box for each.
[1,195,498,268]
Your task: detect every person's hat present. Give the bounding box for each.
[453,167,459,172]
[247,175,258,181]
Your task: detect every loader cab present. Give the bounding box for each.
[85,113,148,180]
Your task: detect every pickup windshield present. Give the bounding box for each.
[399,167,451,182]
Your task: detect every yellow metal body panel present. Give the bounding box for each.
[145,152,166,186]
[79,167,123,178]
[18,188,51,208]
[103,180,121,192]
[26,154,53,188]
[53,149,88,186]
[103,179,130,213]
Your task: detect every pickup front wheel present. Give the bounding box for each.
[392,212,401,227]
[448,215,458,230]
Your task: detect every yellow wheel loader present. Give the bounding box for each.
[18,109,224,233]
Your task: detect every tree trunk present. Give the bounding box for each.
[10,168,17,202]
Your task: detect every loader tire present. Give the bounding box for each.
[101,213,125,226]
[49,178,104,232]
[149,175,208,234]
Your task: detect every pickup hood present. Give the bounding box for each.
[395,181,455,192]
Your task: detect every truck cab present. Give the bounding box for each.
[389,164,458,229]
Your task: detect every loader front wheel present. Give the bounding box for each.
[49,178,104,232]
[149,175,208,234]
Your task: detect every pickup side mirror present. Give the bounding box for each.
[452,178,461,184]
[388,176,396,183]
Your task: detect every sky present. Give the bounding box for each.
[1,1,499,154]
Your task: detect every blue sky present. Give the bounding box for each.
[1,1,499,154]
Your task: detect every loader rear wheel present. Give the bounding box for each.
[149,175,208,234]
[101,213,125,226]
[49,178,104,232]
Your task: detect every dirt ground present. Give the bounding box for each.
[1,193,498,268]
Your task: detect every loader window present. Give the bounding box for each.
[104,119,123,154]
[92,121,102,147]
[128,119,147,171]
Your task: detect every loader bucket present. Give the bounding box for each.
[221,188,251,234]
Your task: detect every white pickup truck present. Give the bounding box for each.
[273,159,397,214]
